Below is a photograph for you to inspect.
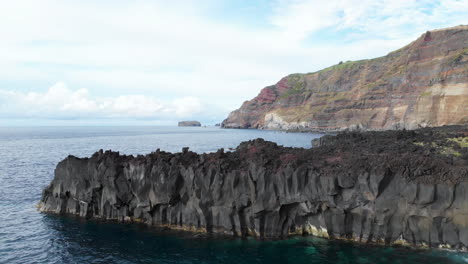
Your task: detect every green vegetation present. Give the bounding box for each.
[315,60,368,74]
[383,64,407,78]
[413,137,467,157]
[439,146,462,157]
[279,75,306,99]
[305,59,369,76]
[327,92,351,102]
[420,91,432,97]
[279,89,306,99]
[448,48,468,65]
[310,91,351,101]
[448,137,468,148]
[361,79,387,92]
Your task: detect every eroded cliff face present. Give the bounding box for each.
[222,26,468,132]
[39,126,468,249]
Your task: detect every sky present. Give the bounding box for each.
[0,0,466,126]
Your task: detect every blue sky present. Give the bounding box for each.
[0,0,466,126]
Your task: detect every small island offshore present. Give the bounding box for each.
[178,121,202,127]
[39,25,467,251]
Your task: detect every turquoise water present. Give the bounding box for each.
[0,126,466,264]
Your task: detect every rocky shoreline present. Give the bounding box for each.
[39,126,468,250]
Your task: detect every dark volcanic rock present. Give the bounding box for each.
[178,121,201,127]
[39,126,468,249]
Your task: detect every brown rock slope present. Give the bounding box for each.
[222,25,468,132]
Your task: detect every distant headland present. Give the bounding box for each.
[222,25,468,132]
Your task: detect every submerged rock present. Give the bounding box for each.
[39,126,468,249]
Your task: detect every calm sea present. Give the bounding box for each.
[0,126,466,264]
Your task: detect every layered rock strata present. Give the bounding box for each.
[222,26,468,131]
[39,126,468,249]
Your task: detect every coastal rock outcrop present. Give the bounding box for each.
[222,25,468,132]
[178,121,201,127]
[39,126,468,249]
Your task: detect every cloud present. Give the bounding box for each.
[270,0,467,41]
[172,97,203,117]
[0,82,205,120]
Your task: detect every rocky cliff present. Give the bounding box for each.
[222,26,468,132]
[39,126,468,249]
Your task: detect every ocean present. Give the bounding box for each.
[0,126,466,264]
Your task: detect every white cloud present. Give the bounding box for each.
[0,82,205,120]
[270,0,467,41]
[172,97,203,117]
